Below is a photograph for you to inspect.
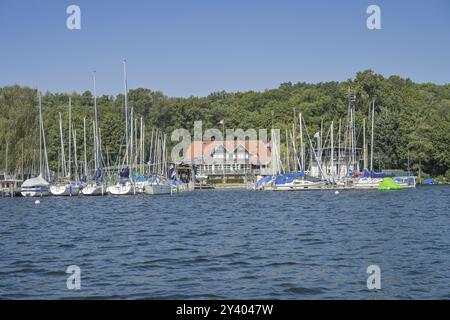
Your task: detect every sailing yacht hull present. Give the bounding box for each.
[81,184,105,196]
[353,178,383,189]
[50,184,81,196]
[273,180,325,191]
[20,187,50,197]
[144,184,171,195]
[107,183,136,195]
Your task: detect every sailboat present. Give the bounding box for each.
[271,112,326,191]
[21,93,50,197]
[50,97,81,196]
[354,99,382,189]
[108,59,137,196]
[143,132,171,195]
[82,72,105,196]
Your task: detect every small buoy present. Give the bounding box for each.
[335,191,340,196]
[35,200,41,205]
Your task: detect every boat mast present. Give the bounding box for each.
[93,70,101,173]
[134,118,138,172]
[292,108,297,172]
[123,59,129,167]
[39,93,50,181]
[363,117,367,170]
[370,98,375,174]
[21,142,24,181]
[299,113,304,172]
[58,112,67,177]
[93,120,97,172]
[83,117,88,178]
[68,96,72,178]
[130,107,134,176]
[73,129,79,182]
[148,128,154,174]
[38,93,43,177]
[140,117,144,175]
[337,119,341,178]
[4,141,8,178]
[331,121,334,177]
[285,128,289,173]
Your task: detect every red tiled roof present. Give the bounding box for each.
[185,140,272,164]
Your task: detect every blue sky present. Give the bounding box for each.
[0,0,449,97]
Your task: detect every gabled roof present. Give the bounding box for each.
[185,140,272,164]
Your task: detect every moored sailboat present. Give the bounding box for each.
[21,93,51,197]
[108,59,137,196]
[82,72,106,196]
[50,97,81,196]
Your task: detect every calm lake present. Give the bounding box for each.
[0,186,449,299]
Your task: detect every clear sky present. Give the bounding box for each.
[0,0,449,97]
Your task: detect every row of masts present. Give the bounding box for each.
[278,95,377,181]
[48,60,169,183]
[1,61,169,184]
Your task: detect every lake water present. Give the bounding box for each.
[0,186,449,299]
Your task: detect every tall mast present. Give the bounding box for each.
[39,93,50,180]
[83,117,88,178]
[93,120,98,171]
[370,98,375,173]
[299,113,304,171]
[38,93,43,177]
[123,59,129,167]
[68,96,72,178]
[4,141,8,177]
[21,142,24,181]
[93,70,100,171]
[337,119,341,178]
[363,117,367,170]
[149,128,154,174]
[285,128,289,173]
[73,129,79,182]
[320,117,323,165]
[140,117,144,175]
[134,118,138,171]
[330,121,334,177]
[292,108,297,171]
[58,112,67,177]
[130,107,134,175]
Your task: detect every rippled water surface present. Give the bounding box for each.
[0,186,449,299]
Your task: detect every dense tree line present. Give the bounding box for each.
[1,70,449,178]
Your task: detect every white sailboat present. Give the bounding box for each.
[143,132,171,195]
[108,59,137,196]
[50,97,81,196]
[82,71,106,196]
[354,99,381,190]
[21,93,50,197]
[144,183,171,195]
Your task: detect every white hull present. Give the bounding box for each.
[81,184,105,196]
[144,184,171,195]
[50,184,81,196]
[20,187,50,197]
[273,180,325,191]
[107,182,136,195]
[353,178,383,189]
